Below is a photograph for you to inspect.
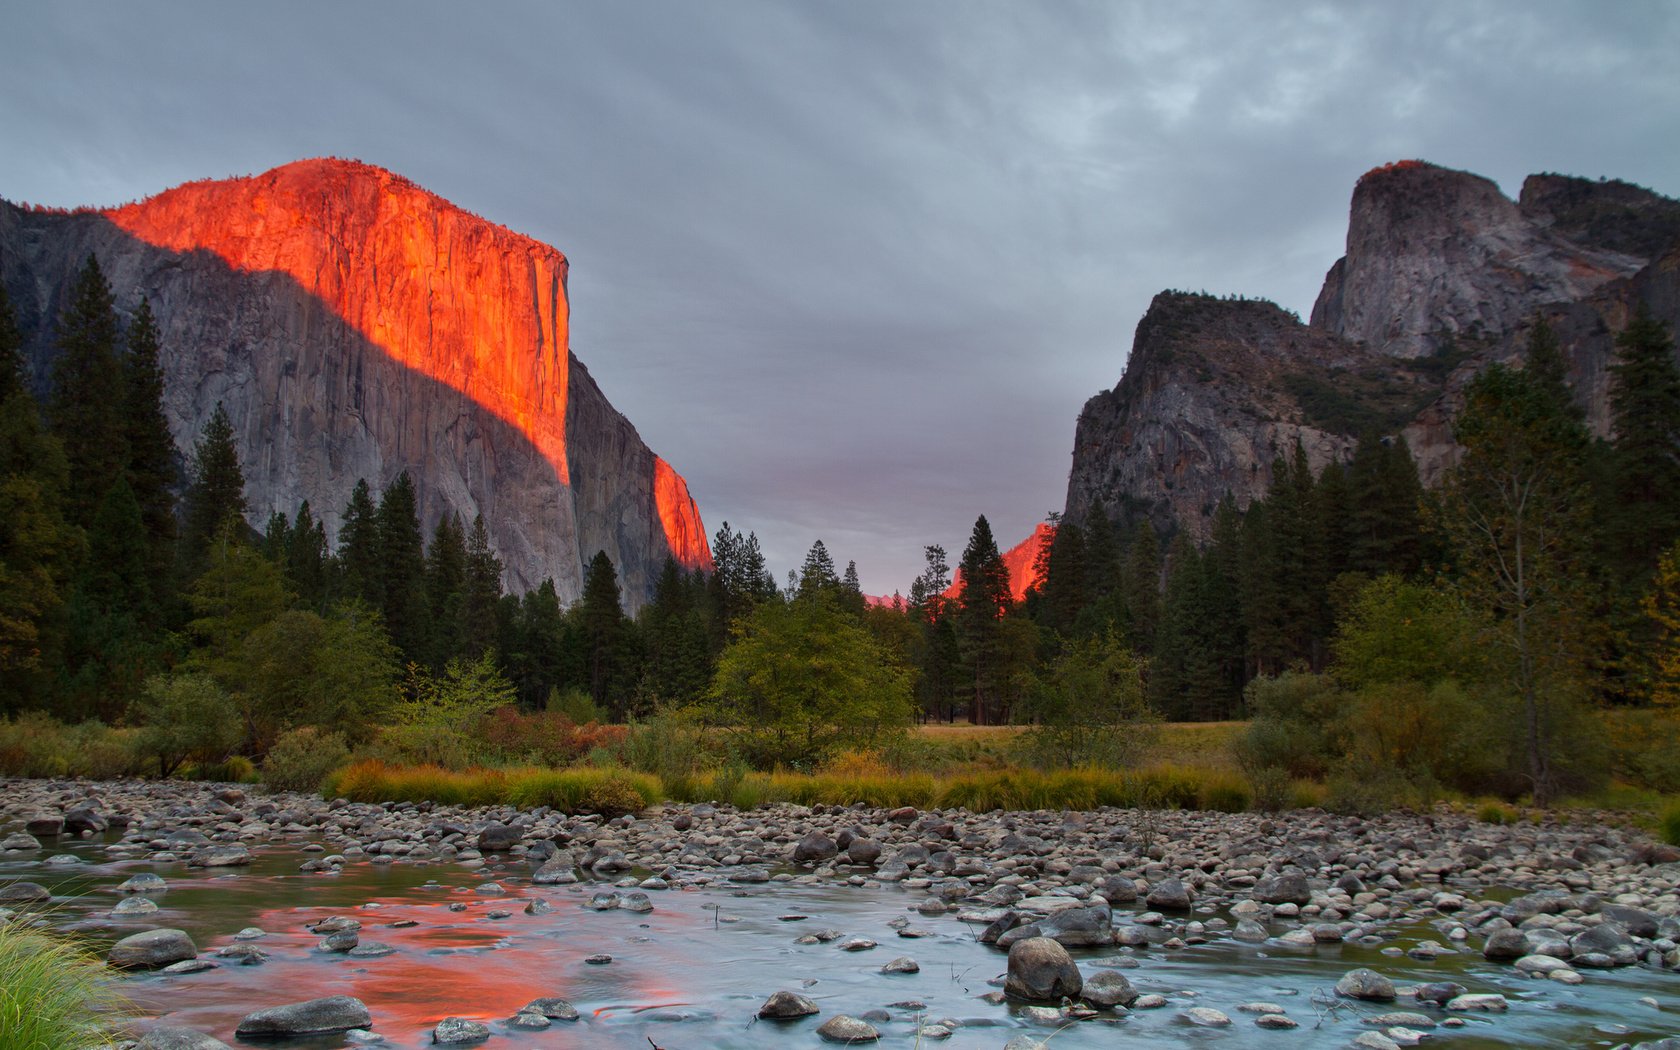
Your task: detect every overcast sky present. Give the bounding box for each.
[4,2,1678,594]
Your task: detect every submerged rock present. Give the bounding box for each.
[235,996,373,1037]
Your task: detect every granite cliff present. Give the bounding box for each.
[1067,162,1680,537]
[0,159,710,605]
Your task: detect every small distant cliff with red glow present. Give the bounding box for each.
[0,159,710,604]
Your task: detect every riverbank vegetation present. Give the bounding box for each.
[0,917,130,1049]
[4,262,1680,826]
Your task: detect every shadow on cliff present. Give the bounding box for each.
[0,209,678,602]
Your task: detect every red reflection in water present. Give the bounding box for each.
[127,885,712,1045]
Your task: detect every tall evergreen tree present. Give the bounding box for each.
[1607,304,1680,585]
[578,550,632,717]
[956,515,1011,724]
[337,479,382,608]
[284,501,328,611]
[461,514,503,659]
[179,403,247,579]
[50,255,126,529]
[122,297,177,590]
[797,539,840,600]
[1120,522,1160,651]
[1037,517,1086,636]
[375,472,428,662]
[424,513,467,667]
[1437,363,1598,803]
[0,287,79,707]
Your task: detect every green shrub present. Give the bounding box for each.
[617,708,716,782]
[1477,800,1517,825]
[549,686,606,726]
[1233,672,1341,779]
[0,918,131,1049]
[1660,802,1680,847]
[578,772,658,818]
[133,673,243,777]
[263,727,351,793]
[65,721,142,780]
[1247,767,1292,813]
[1325,762,1432,816]
[0,713,73,778]
[187,755,257,783]
[1197,773,1251,813]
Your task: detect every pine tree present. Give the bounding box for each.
[1525,315,1579,421]
[1607,304,1680,585]
[579,550,630,717]
[507,579,565,709]
[424,513,466,667]
[1037,517,1085,636]
[337,480,382,608]
[284,501,329,610]
[641,557,713,703]
[122,297,177,589]
[375,472,428,662]
[956,515,1011,724]
[1437,363,1598,803]
[178,403,247,580]
[797,540,840,600]
[461,515,503,659]
[0,287,80,706]
[1120,523,1160,652]
[49,255,127,529]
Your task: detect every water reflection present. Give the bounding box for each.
[3,838,1674,1048]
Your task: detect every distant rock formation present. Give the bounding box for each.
[0,159,710,605]
[1066,162,1680,537]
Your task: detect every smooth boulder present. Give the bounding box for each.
[235,996,372,1037]
[137,1027,233,1050]
[759,990,820,1019]
[1004,936,1083,1002]
[109,929,197,970]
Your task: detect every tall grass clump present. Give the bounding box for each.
[263,727,351,793]
[505,768,659,818]
[0,919,130,1049]
[1661,801,1680,847]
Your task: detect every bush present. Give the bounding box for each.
[132,674,243,777]
[0,713,73,778]
[263,727,351,793]
[548,686,606,726]
[187,755,257,783]
[65,721,142,779]
[1197,772,1251,813]
[1477,800,1517,825]
[1248,767,1292,813]
[1660,802,1680,847]
[0,918,131,1049]
[1325,762,1433,816]
[479,707,626,767]
[617,708,716,782]
[1233,672,1341,779]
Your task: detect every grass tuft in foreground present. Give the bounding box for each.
[0,918,130,1050]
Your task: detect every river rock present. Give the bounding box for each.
[816,1015,879,1042]
[1254,872,1311,905]
[137,1026,234,1050]
[63,806,105,834]
[1600,904,1659,938]
[759,990,820,1019]
[1145,877,1193,910]
[1336,967,1396,1001]
[881,956,919,973]
[1004,937,1082,1002]
[24,812,63,836]
[1036,903,1113,947]
[0,881,50,902]
[477,824,521,852]
[1,832,41,850]
[521,997,579,1021]
[793,831,838,863]
[1233,919,1269,942]
[109,928,197,969]
[1256,1014,1299,1029]
[237,996,373,1037]
[189,844,250,867]
[1446,993,1508,1011]
[431,1017,490,1044]
[1180,1007,1232,1026]
[119,872,168,894]
[1483,928,1532,961]
[112,896,160,917]
[1080,968,1139,1008]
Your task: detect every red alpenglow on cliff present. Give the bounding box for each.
[53,158,712,598]
[869,522,1054,608]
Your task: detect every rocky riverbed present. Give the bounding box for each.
[3,775,1679,1048]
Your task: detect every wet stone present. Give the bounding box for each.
[816,1015,880,1042]
[759,990,821,1019]
[431,1016,490,1044]
[521,997,580,1021]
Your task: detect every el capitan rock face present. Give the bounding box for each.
[1068,162,1680,537]
[0,159,709,605]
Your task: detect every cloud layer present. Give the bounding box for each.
[4,1,1677,592]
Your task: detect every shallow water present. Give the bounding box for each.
[6,837,1677,1048]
